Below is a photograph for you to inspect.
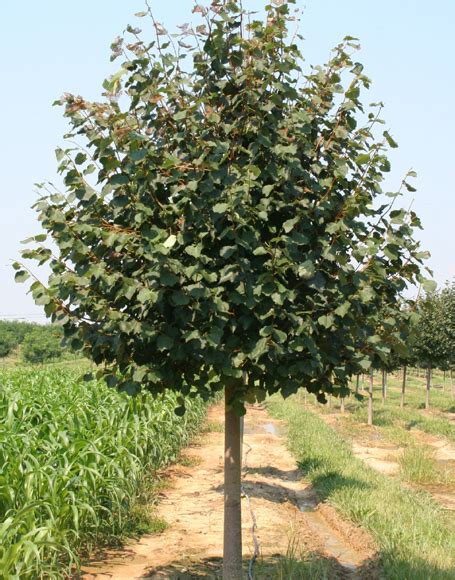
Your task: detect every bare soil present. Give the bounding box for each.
[81,404,377,579]
[318,412,402,477]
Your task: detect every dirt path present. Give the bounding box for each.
[82,405,376,579]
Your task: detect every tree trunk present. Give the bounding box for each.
[400,365,407,409]
[223,385,242,580]
[425,366,431,411]
[451,369,454,399]
[381,369,386,405]
[328,394,332,409]
[368,371,373,426]
[355,374,360,394]
[340,397,345,413]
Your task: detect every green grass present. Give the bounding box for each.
[0,367,207,578]
[399,446,440,485]
[268,396,455,579]
[272,534,334,579]
[179,454,203,467]
[202,420,224,433]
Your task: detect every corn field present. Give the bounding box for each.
[0,368,207,578]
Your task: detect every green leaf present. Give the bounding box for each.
[163,234,177,248]
[355,154,370,165]
[250,337,269,360]
[272,329,287,343]
[253,246,268,256]
[157,335,174,350]
[359,286,375,302]
[15,270,30,283]
[185,244,202,258]
[110,174,129,186]
[317,314,334,329]
[171,291,190,306]
[173,110,187,121]
[137,288,158,304]
[422,279,437,293]
[335,302,350,318]
[131,149,147,162]
[213,203,229,214]
[220,246,236,259]
[383,131,398,148]
[283,217,299,233]
[298,260,315,280]
[207,326,223,346]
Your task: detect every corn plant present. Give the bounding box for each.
[0,368,206,577]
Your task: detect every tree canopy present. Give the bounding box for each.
[16,0,430,408]
[412,283,455,371]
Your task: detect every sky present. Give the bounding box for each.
[0,1,453,322]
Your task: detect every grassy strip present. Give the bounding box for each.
[268,396,455,579]
[0,368,207,578]
[338,415,451,488]
[351,402,455,441]
[354,370,455,414]
[325,375,455,444]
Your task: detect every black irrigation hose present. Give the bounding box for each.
[241,441,260,580]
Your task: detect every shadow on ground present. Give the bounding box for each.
[143,553,350,579]
[143,553,455,579]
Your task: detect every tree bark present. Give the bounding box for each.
[425,366,431,411]
[340,397,345,413]
[451,369,454,399]
[223,385,242,580]
[368,371,373,426]
[400,365,407,409]
[355,374,360,394]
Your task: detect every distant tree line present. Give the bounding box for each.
[0,321,67,363]
[363,282,455,416]
[408,282,455,406]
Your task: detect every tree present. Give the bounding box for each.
[21,327,63,364]
[16,2,430,576]
[439,282,455,396]
[412,288,450,409]
[0,320,42,358]
[0,335,14,358]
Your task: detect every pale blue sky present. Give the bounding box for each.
[1,1,453,321]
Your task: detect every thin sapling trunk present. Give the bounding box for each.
[368,371,373,426]
[400,365,407,409]
[381,369,386,405]
[425,366,431,411]
[223,385,242,579]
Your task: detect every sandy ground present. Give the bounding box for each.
[81,405,377,579]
